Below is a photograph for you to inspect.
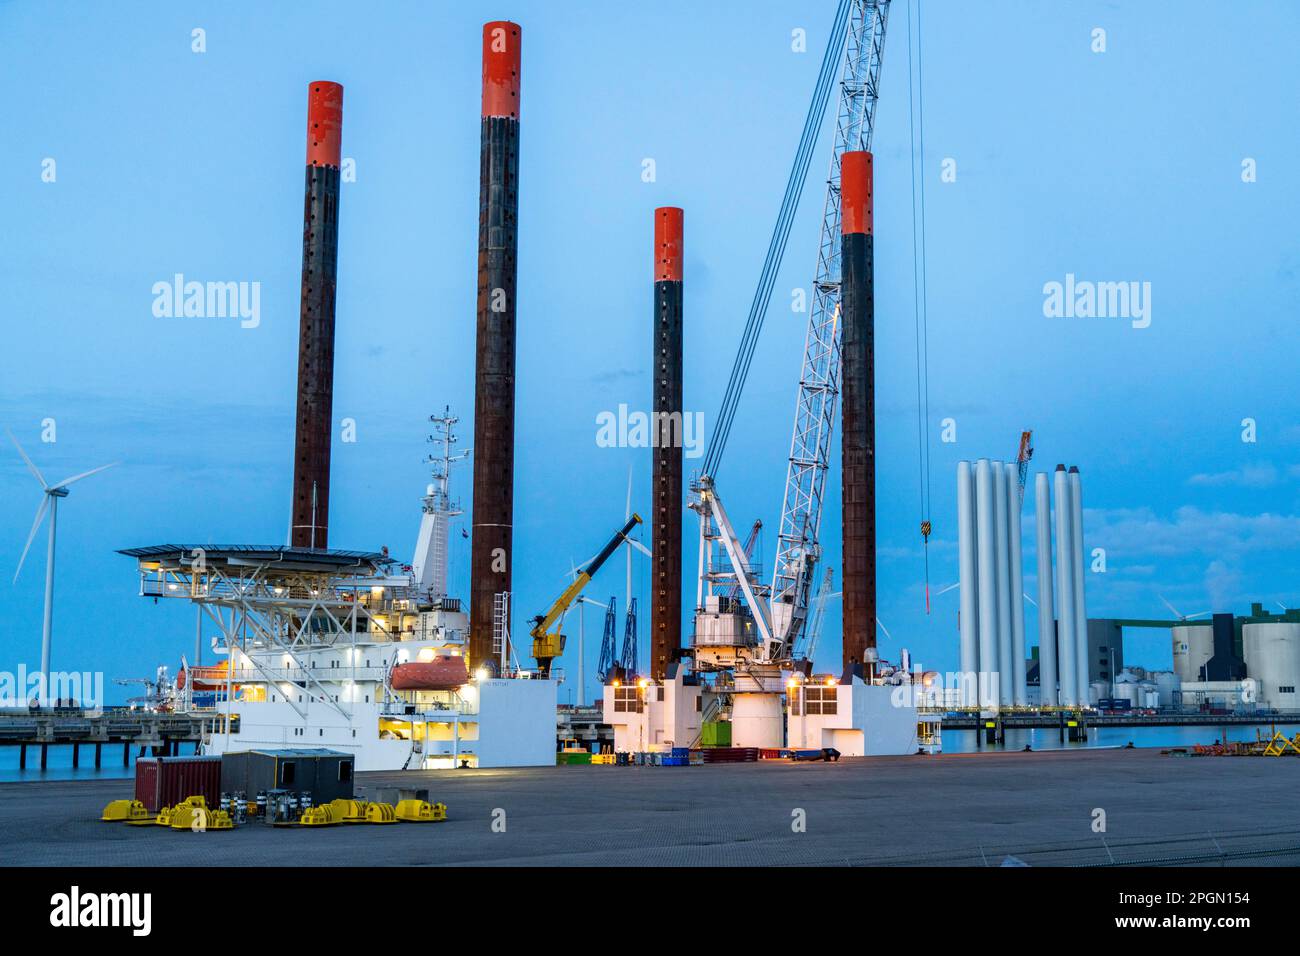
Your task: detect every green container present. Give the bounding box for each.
[701,721,732,747]
[557,752,592,765]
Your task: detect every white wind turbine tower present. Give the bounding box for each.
[8,429,118,705]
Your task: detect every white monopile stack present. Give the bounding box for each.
[1034,472,1058,706]
[956,461,980,707]
[1053,465,1078,706]
[958,459,1031,710]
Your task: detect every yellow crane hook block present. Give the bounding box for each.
[101,799,150,823]
[395,799,447,822]
[365,802,399,824]
[328,798,368,823]
[299,805,338,827]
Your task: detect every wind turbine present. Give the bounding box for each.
[9,429,118,705]
[1158,594,1211,622]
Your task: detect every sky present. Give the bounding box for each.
[2,0,1299,706]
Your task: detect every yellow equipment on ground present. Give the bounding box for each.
[168,796,211,830]
[328,798,368,822]
[299,805,338,827]
[394,799,447,822]
[1263,731,1300,756]
[365,802,398,824]
[101,799,150,823]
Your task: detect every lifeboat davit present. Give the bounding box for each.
[390,657,469,691]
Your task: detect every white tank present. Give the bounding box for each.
[1242,622,1300,711]
[1152,670,1180,708]
[1088,680,1107,705]
[1172,625,1214,683]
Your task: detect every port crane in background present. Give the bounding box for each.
[530,514,642,679]
[1015,429,1034,505]
[691,0,891,670]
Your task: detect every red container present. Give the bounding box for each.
[134,756,222,811]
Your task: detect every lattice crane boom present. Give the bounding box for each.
[767,0,892,662]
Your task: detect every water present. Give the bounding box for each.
[0,741,203,783]
[2,724,1295,780]
[942,723,1300,754]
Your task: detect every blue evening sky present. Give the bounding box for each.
[2,1,1298,704]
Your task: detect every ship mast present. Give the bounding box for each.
[414,407,470,600]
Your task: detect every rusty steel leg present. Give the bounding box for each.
[651,207,683,680]
[291,81,343,549]
[840,151,875,669]
[470,22,521,672]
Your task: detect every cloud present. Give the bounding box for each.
[1186,462,1281,488]
[1086,505,1300,559]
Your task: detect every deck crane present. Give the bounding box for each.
[723,519,763,599]
[690,0,892,669]
[530,514,642,679]
[769,0,890,662]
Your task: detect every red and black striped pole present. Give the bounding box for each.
[291,81,344,549]
[469,22,521,673]
[840,150,875,668]
[651,207,684,680]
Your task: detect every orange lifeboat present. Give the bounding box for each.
[390,657,469,691]
[176,661,229,691]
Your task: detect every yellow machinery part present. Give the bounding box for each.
[168,795,214,831]
[299,805,337,827]
[328,798,368,822]
[206,810,234,830]
[395,799,447,822]
[152,806,175,827]
[101,799,149,823]
[531,631,564,664]
[365,802,398,824]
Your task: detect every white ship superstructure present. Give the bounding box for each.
[120,412,556,771]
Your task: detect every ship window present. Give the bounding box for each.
[613,686,644,714]
[1282,686,1296,694]
[657,687,665,702]
[791,686,838,716]
[696,697,702,712]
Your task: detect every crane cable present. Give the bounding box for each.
[702,0,851,480]
[907,0,935,612]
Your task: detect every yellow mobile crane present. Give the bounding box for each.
[530,514,643,678]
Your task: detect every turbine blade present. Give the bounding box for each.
[51,460,119,489]
[1158,594,1181,619]
[935,581,960,596]
[1023,592,1038,607]
[13,495,50,583]
[877,618,893,641]
[6,429,46,488]
[628,538,652,558]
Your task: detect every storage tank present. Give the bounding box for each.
[1242,622,1300,711]
[1088,680,1107,705]
[1172,625,1214,683]
[1152,670,1181,709]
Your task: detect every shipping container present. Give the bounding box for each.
[220,749,354,804]
[134,755,222,812]
[700,720,732,747]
